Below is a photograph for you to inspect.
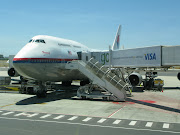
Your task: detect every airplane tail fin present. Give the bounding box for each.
[112,25,121,50]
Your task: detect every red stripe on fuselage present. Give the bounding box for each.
[13,58,78,61]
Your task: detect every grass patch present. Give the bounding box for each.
[0,60,8,67]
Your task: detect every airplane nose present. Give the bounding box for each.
[12,58,22,75]
[12,58,19,68]
[12,58,31,78]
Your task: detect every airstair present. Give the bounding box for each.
[65,58,130,101]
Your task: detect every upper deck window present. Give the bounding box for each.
[58,43,71,47]
[73,45,81,48]
[35,39,46,43]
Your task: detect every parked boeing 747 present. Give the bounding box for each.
[8,26,121,97]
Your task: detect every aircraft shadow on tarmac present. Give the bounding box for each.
[16,91,78,105]
[126,98,180,114]
[15,91,112,105]
[16,85,81,105]
[163,87,180,90]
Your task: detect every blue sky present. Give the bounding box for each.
[0,0,180,56]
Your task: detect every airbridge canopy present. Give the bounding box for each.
[83,45,180,68]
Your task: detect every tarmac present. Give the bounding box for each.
[0,70,180,134]
[0,70,180,121]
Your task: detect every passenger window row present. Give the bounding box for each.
[28,59,65,63]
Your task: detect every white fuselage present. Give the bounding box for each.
[13,35,91,81]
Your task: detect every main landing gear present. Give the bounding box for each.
[36,82,47,98]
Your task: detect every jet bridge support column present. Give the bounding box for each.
[109,45,113,70]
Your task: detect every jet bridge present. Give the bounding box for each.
[88,45,180,68]
[79,45,180,91]
[65,58,131,101]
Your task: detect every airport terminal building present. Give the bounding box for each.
[0,54,4,59]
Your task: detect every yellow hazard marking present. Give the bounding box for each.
[36,103,47,105]
[4,87,19,91]
[0,104,14,108]
[154,80,164,84]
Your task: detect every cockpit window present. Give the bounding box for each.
[29,39,33,43]
[35,39,46,43]
[40,40,46,43]
[35,40,40,43]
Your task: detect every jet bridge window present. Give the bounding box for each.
[35,39,46,43]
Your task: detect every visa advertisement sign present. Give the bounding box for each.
[111,46,161,67]
[144,53,156,60]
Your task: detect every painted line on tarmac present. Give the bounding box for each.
[0,116,179,134]
[129,121,137,126]
[97,118,106,123]
[40,114,52,119]
[5,87,19,91]
[68,116,78,121]
[0,86,19,91]
[0,109,107,119]
[163,123,170,129]
[2,112,14,115]
[112,120,121,124]
[108,104,126,118]
[82,117,92,122]
[145,122,153,127]
[0,104,14,108]
[27,113,39,118]
[14,112,26,117]
[53,115,65,120]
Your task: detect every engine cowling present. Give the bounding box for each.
[177,72,180,80]
[128,72,142,86]
[8,68,19,77]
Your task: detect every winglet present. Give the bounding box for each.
[112,25,121,50]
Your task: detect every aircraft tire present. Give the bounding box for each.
[62,81,72,86]
[81,96,86,100]
[19,87,26,94]
[80,80,90,86]
[36,91,47,98]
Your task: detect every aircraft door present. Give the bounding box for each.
[77,52,82,60]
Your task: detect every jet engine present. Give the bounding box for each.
[128,72,142,86]
[8,68,19,77]
[177,72,180,81]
